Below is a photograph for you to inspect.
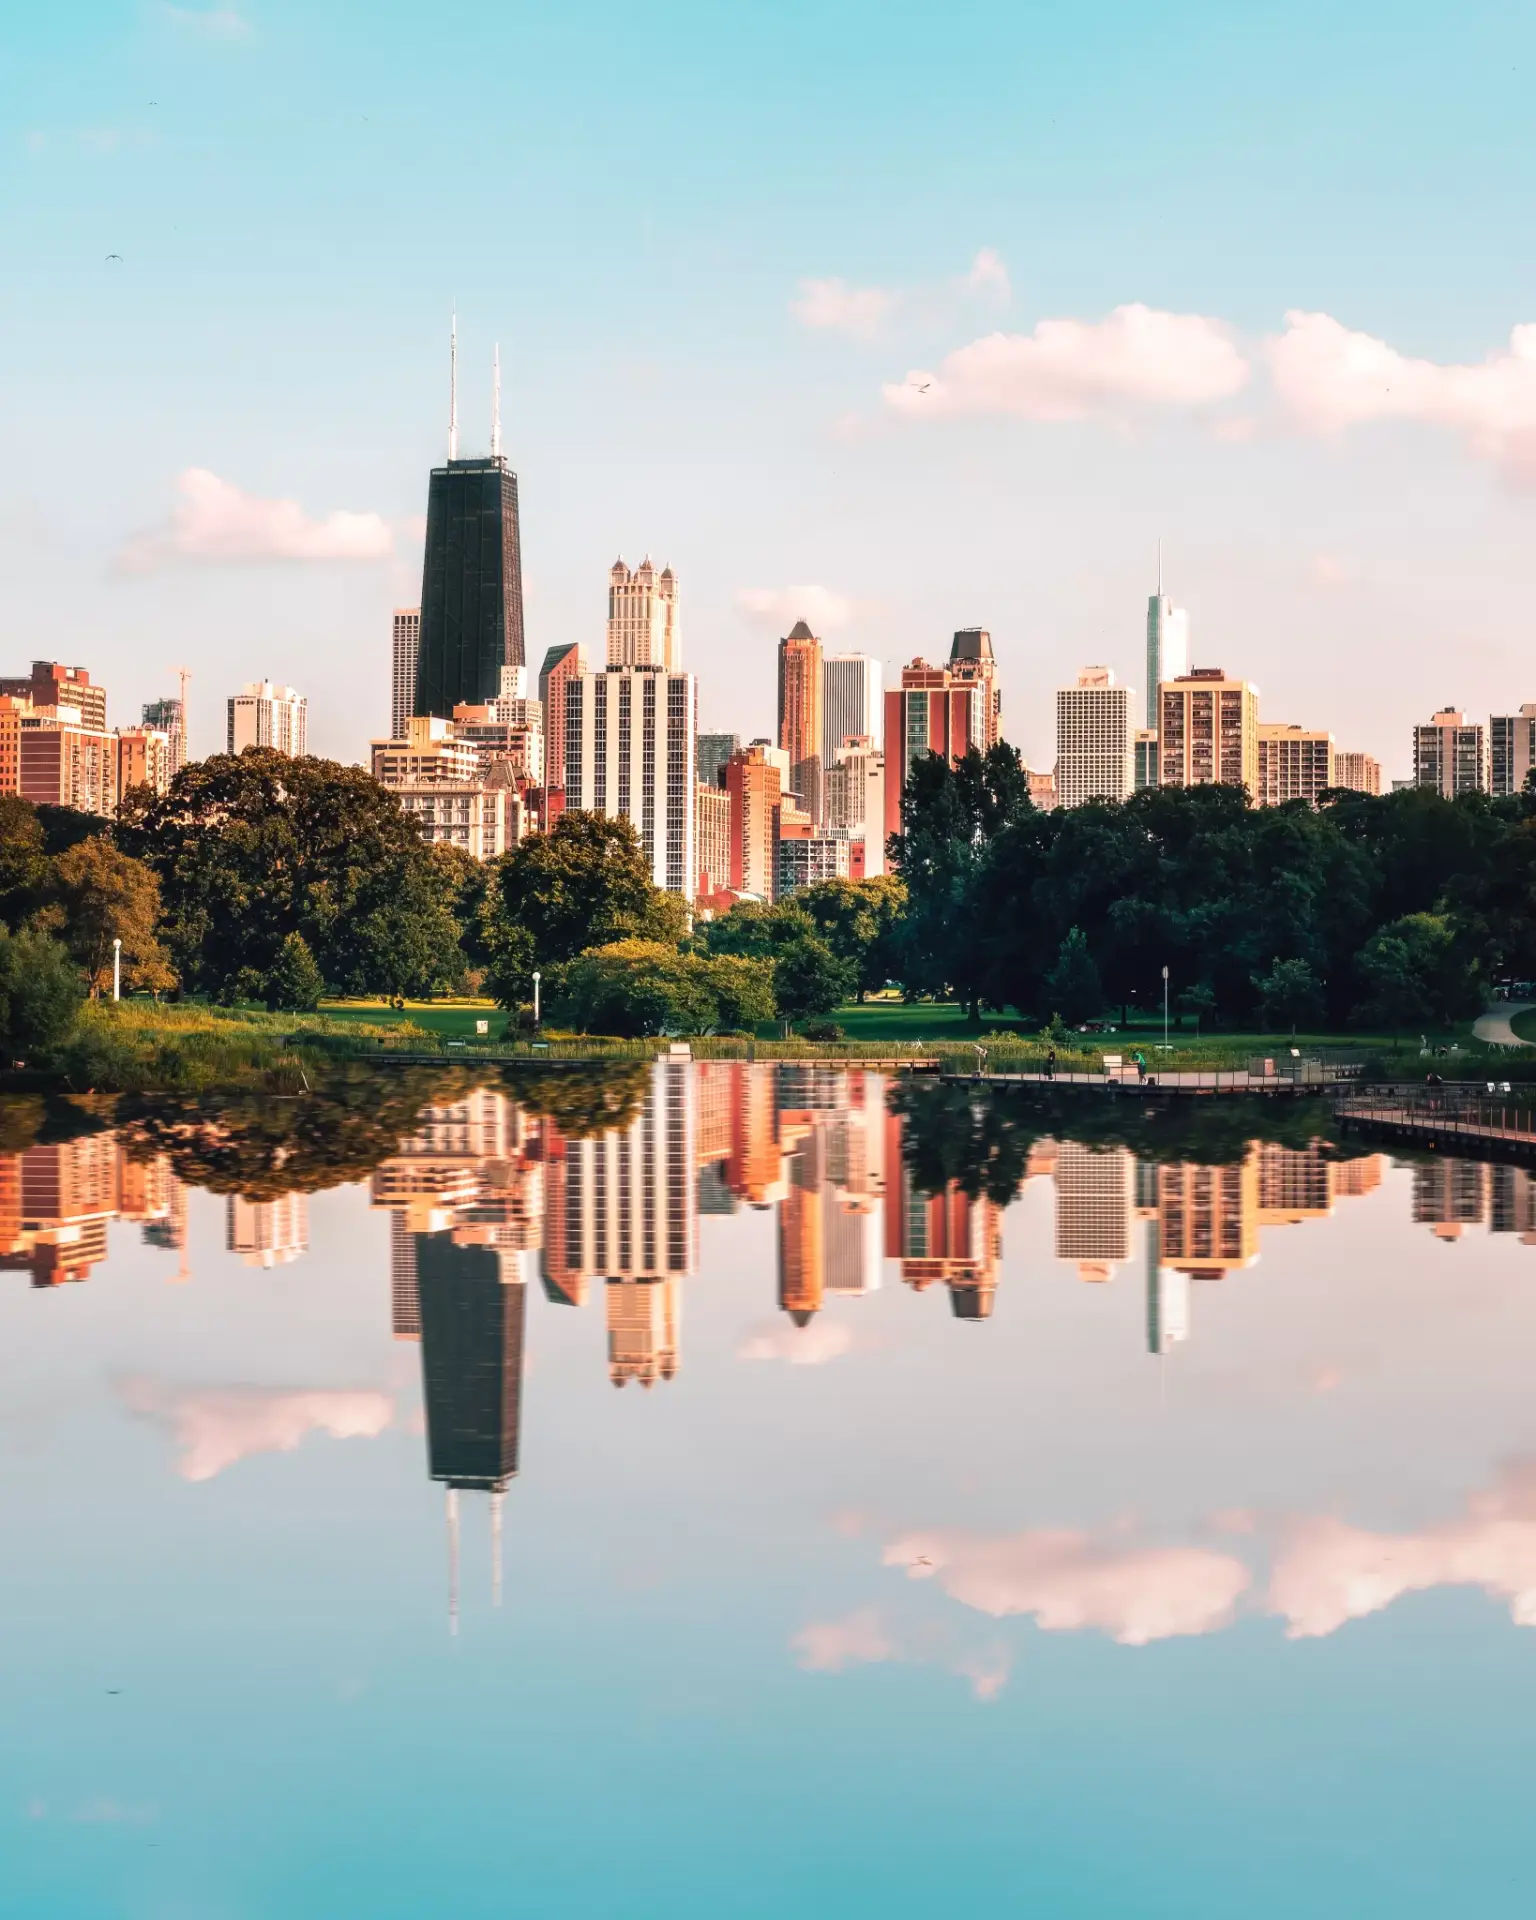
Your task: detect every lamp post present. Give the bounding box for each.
[532,969,541,1029]
[113,938,122,1004]
[1162,964,1169,1052]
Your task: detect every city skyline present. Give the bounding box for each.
[8,3,1536,777]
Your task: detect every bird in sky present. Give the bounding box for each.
[912,1555,934,1568]
[106,253,123,262]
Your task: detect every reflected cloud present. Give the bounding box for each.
[791,1606,1012,1700]
[885,1527,1251,1645]
[118,1376,395,1482]
[738,1319,857,1366]
[1269,1461,1536,1638]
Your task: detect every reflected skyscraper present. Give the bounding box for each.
[1054,1141,1133,1283]
[416,1235,525,1492]
[227,1194,308,1268]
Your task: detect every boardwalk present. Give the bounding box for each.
[941,1064,1354,1096]
[1335,1096,1536,1160]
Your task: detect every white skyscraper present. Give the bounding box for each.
[1053,1141,1133,1284]
[1056,667,1134,808]
[227,681,307,758]
[565,666,698,894]
[822,654,884,765]
[607,558,681,669]
[1146,558,1189,729]
[391,607,421,740]
[227,1194,309,1268]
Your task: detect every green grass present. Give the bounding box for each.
[1506,1008,1536,1043]
[317,998,506,1040]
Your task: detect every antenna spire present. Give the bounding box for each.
[491,343,501,459]
[448,308,459,462]
[1157,537,1163,598]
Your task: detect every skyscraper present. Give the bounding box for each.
[1157,669,1258,792]
[1333,750,1382,795]
[0,662,107,731]
[564,666,698,895]
[607,558,680,669]
[723,742,782,899]
[1490,705,1536,796]
[226,1194,308,1268]
[1413,708,1489,797]
[822,655,883,766]
[537,642,583,792]
[778,621,823,822]
[1145,561,1190,729]
[391,608,421,741]
[1256,723,1334,806]
[948,629,1001,749]
[227,681,307,757]
[1053,1141,1133,1284]
[416,1233,525,1487]
[1056,666,1133,807]
[697,731,741,790]
[882,659,986,841]
[415,322,525,718]
[142,697,187,776]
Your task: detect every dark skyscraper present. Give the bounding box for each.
[415,1235,525,1492]
[414,323,526,719]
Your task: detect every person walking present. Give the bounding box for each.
[1045,1046,1057,1082]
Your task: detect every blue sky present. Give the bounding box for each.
[4,0,1536,767]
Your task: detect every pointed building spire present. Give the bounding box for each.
[490,1488,504,1607]
[448,308,459,462]
[1157,536,1163,598]
[491,343,502,459]
[446,1487,460,1636]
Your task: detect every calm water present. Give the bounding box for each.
[5,1063,1536,1918]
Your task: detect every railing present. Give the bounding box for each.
[1334,1094,1536,1145]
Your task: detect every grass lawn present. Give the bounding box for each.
[318,998,507,1040]
[1508,1009,1536,1043]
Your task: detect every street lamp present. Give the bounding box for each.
[1162,964,1169,1052]
[532,969,541,1029]
[113,938,122,1004]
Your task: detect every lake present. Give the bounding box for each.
[4,1061,1536,1918]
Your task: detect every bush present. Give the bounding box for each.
[800,1019,845,1042]
[0,927,84,1065]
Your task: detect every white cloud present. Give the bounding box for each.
[116,468,396,572]
[161,2,253,37]
[883,303,1250,422]
[118,1376,395,1481]
[791,278,897,341]
[884,1525,1251,1645]
[792,1606,897,1672]
[1269,310,1536,485]
[738,1318,856,1366]
[1268,1460,1536,1639]
[735,584,858,633]
[965,247,1012,303]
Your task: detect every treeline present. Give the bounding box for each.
[893,745,1536,1031]
[0,748,906,1045]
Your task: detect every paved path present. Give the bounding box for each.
[1473,1001,1536,1047]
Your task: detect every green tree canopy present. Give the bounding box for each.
[265,932,325,1012]
[552,939,774,1037]
[0,928,84,1064]
[0,797,48,929]
[48,837,173,998]
[1253,957,1324,1032]
[773,935,855,1024]
[120,748,456,1000]
[796,874,907,999]
[1044,925,1103,1024]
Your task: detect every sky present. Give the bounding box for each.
[4,0,1536,772]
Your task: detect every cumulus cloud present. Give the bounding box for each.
[161,3,253,37]
[884,1525,1251,1645]
[116,469,395,572]
[1268,1460,1536,1639]
[885,304,1249,422]
[791,1607,1012,1700]
[735,584,858,633]
[738,1318,856,1366]
[965,247,1012,303]
[792,278,897,341]
[1269,310,1536,484]
[118,1376,395,1481]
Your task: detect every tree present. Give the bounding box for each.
[0,927,84,1063]
[1176,983,1218,1034]
[554,941,714,1037]
[490,812,685,975]
[773,935,854,1023]
[1253,957,1323,1033]
[699,952,776,1031]
[0,797,48,929]
[265,933,325,1012]
[120,748,450,1001]
[48,837,172,998]
[798,875,907,999]
[700,898,813,959]
[1354,913,1479,1033]
[1043,926,1102,1024]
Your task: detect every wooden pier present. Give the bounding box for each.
[1334,1096,1536,1160]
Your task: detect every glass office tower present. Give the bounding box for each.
[414,456,526,719]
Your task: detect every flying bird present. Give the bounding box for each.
[105,253,123,262]
[912,1555,934,1568]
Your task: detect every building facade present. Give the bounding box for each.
[1256,723,1334,806]
[1413,708,1489,798]
[1134,728,1159,791]
[564,666,698,896]
[697,732,741,791]
[228,681,307,758]
[1333,750,1382,796]
[778,620,823,823]
[696,783,731,897]
[0,663,106,733]
[882,660,985,840]
[1490,705,1536,796]
[416,456,525,718]
[1056,666,1133,807]
[537,642,583,793]
[948,628,1001,750]
[723,742,783,900]
[1145,589,1190,728]
[391,607,421,742]
[142,697,187,776]
[822,654,883,767]
[777,833,852,898]
[1157,669,1259,792]
[606,558,680,670]
[13,705,117,816]
[115,726,174,798]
